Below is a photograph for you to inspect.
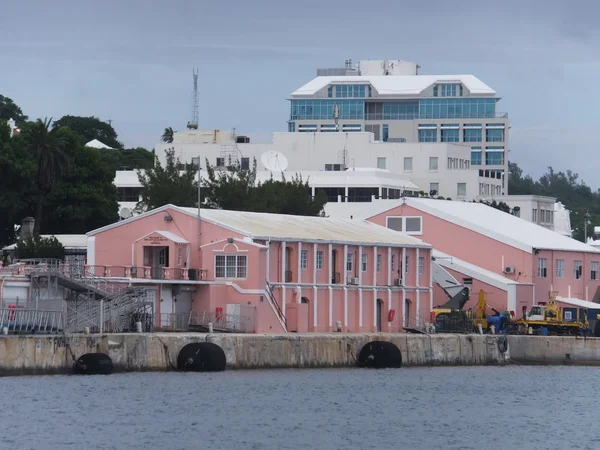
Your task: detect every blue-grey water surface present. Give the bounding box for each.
[1,366,598,450]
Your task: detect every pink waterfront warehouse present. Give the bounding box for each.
[86,205,433,333]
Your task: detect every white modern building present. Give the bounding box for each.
[288,59,509,191]
[6,118,19,137]
[154,131,502,201]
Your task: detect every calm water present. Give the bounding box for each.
[1,366,598,450]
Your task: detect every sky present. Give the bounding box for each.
[1,0,599,186]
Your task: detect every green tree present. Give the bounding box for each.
[100,147,155,171]
[53,115,122,149]
[0,94,28,124]
[137,148,198,211]
[16,235,65,260]
[162,127,175,144]
[23,118,70,235]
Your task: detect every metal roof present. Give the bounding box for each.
[291,75,496,97]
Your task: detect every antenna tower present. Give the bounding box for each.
[187,69,199,130]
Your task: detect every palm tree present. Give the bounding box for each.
[162,127,175,144]
[24,118,69,234]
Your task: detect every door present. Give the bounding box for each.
[331,249,338,283]
[153,247,169,279]
[404,299,411,327]
[376,299,383,332]
[160,285,173,326]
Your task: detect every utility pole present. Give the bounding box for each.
[585,210,590,242]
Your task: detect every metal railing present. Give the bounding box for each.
[189,310,254,333]
[158,313,190,331]
[0,308,63,333]
[266,281,286,329]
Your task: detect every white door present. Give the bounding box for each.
[160,285,173,326]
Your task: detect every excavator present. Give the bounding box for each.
[430,286,472,333]
[472,289,513,333]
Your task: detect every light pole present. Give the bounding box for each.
[584,210,591,242]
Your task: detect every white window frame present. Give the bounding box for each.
[555,259,564,278]
[386,216,422,236]
[316,251,324,270]
[377,157,386,170]
[418,256,425,275]
[376,254,382,272]
[403,157,413,172]
[565,311,572,321]
[574,260,582,279]
[301,250,308,270]
[215,254,247,279]
[457,182,467,197]
[361,253,368,272]
[177,247,183,265]
[592,261,599,280]
[429,182,439,195]
[346,253,353,272]
[391,254,395,272]
[537,258,547,278]
[429,157,438,171]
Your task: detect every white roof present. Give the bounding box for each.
[325,199,404,220]
[85,139,113,149]
[406,198,598,253]
[291,75,496,97]
[433,249,521,291]
[555,296,600,310]
[89,205,431,248]
[2,234,87,251]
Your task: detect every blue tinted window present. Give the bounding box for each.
[290,100,364,120]
[382,102,419,120]
[463,128,481,142]
[471,147,482,165]
[486,128,504,142]
[419,99,496,119]
[485,147,504,165]
[330,84,368,98]
[288,122,295,132]
[382,124,389,142]
[441,128,459,142]
[433,85,438,97]
[419,129,437,142]
[440,84,458,97]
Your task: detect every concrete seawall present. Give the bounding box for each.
[0,333,507,376]
[508,335,600,365]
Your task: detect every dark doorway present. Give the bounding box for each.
[376,298,384,332]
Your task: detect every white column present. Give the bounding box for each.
[373,289,377,328]
[328,243,333,285]
[328,286,333,328]
[387,288,392,327]
[344,288,348,327]
[416,290,421,327]
[343,244,348,285]
[313,243,317,285]
[373,246,378,286]
[313,286,318,328]
[359,289,363,327]
[281,241,286,282]
[387,247,392,286]
[429,250,433,311]
[402,288,406,327]
[402,247,407,284]
[416,248,420,287]
[298,242,302,284]
[266,241,271,283]
[358,246,363,285]
[282,286,286,317]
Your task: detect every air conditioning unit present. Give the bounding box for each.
[394,278,402,286]
[503,266,515,274]
[348,277,359,285]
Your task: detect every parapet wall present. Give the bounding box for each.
[0,333,508,376]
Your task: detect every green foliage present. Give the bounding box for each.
[0,95,28,124]
[16,235,65,260]
[202,157,327,216]
[162,127,175,144]
[509,162,596,241]
[137,148,198,211]
[475,199,512,213]
[53,115,122,149]
[100,147,154,171]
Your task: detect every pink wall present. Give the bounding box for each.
[441,266,508,313]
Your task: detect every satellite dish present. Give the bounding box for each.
[119,207,133,219]
[260,151,288,172]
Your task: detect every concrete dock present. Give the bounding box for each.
[0,333,599,376]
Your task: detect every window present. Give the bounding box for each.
[457,183,467,197]
[429,182,439,195]
[565,311,573,321]
[116,187,141,202]
[316,251,323,270]
[404,157,413,171]
[429,157,438,171]
[439,84,459,97]
[177,247,183,265]
[538,258,547,278]
[288,122,295,132]
[346,253,353,272]
[404,256,409,274]
[471,149,482,166]
[556,259,564,278]
[433,85,438,97]
[382,124,389,142]
[361,254,368,272]
[419,98,496,119]
[574,261,582,279]
[391,254,395,272]
[463,128,482,142]
[290,99,364,120]
[377,157,386,169]
[532,209,538,223]
[418,256,425,275]
[591,261,599,280]
[215,255,247,279]
[386,216,422,235]
[301,250,308,270]
[486,128,504,142]
[441,128,459,142]
[485,149,504,165]
[418,128,437,142]
[298,124,318,132]
[381,101,419,120]
[377,254,382,272]
[216,157,225,167]
[241,157,250,171]
[330,84,368,98]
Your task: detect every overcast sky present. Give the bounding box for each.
[1,0,598,185]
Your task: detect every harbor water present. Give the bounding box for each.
[1,366,597,450]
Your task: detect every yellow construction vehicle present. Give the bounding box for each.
[507,291,589,336]
[472,289,488,331]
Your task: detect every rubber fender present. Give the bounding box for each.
[73,353,114,375]
[357,341,402,368]
[594,321,600,338]
[497,335,508,354]
[177,342,226,372]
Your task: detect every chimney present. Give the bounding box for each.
[20,217,35,241]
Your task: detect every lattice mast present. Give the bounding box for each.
[187,69,199,130]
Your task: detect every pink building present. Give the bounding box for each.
[86,205,433,333]
[326,198,600,314]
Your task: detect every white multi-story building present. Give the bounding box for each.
[288,59,509,191]
[154,131,502,201]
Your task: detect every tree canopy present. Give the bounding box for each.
[508,162,598,241]
[16,235,65,261]
[0,94,28,124]
[100,147,154,172]
[53,115,122,149]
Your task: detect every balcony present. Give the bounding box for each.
[84,265,208,281]
[364,112,508,121]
